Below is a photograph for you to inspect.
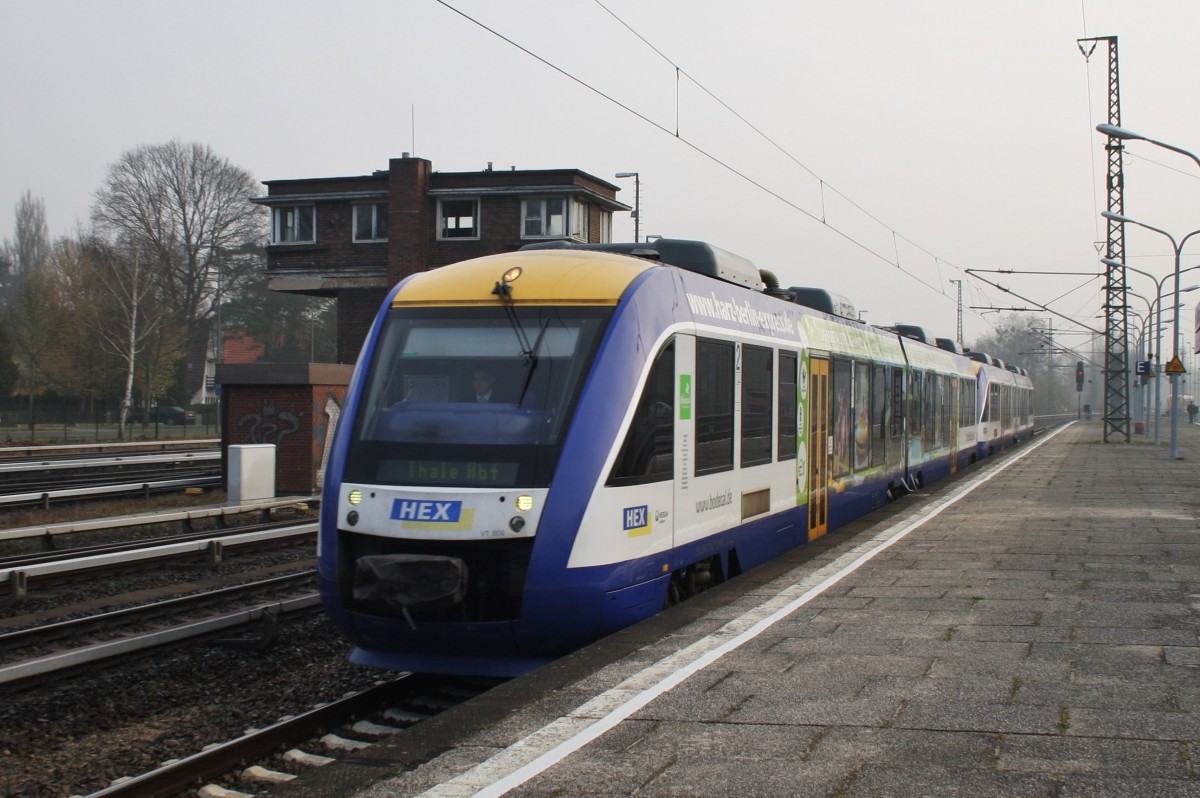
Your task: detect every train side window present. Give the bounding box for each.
[831,357,852,477]
[852,361,871,470]
[930,373,942,446]
[777,350,797,462]
[942,375,953,445]
[910,370,924,435]
[607,339,675,486]
[741,344,773,467]
[929,372,937,440]
[871,364,887,468]
[696,338,734,475]
[890,369,905,440]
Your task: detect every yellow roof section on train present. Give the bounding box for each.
[391,249,655,307]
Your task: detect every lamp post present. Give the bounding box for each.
[1101,213,1200,459]
[1104,259,1200,444]
[1122,292,1152,430]
[1096,124,1200,458]
[1097,124,1200,170]
[615,172,640,243]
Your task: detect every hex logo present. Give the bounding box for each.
[391,499,463,523]
[624,504,650,537]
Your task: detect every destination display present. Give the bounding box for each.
[378,459,520,487]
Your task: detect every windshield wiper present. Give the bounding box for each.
[517,321,549,406]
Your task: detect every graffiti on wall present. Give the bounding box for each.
[237,399,301,445]
[315,395,342,492]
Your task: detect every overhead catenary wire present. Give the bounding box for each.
[434,0,1083,338]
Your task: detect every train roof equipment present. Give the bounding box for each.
[783,287,859,321]
[935,337,964,354]
[889,324,929,344]
[520,238,764,291]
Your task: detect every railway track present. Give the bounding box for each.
[0,448,223,510]
[84,674,501,798]
[0,519,316,602]
[0,572,319,680]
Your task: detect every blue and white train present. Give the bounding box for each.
[318,239,1034,676]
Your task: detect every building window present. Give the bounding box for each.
[439,199,479,240]
[600,211,612,243]
[353,203,388,242]
[272,205,314,244]
[522,198,567,238]
[571,198,587,241]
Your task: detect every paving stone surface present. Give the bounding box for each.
[273,422,1200,798]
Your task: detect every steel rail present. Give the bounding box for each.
[0,474,221,509]
[0,439,219,459]
[0,518,309,570]
[81,676,417,798]
[0,592,322,686]
[0,449,220,474]
[0,523,316,589]
[0,496,315,543]
[0,570,317,649]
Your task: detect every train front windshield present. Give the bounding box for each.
[344,306,608,489]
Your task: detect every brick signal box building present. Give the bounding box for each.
[252,155,630,363]
[226,157,629,495]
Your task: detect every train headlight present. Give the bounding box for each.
[502,266,523,284]
[515,494,534,512]
[348,489,363,505]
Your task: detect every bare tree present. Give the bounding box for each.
[92,141,264,401]
[1,190,51,316]
[8,267,64,435]
[54,237,167,434]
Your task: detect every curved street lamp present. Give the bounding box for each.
[1101,211,1200,459]
[614,172,640,243]
[1104,258,1200,444]
[1097,124,1200,169]
[1096,124,1200,458]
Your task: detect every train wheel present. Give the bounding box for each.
[664,557,722,609]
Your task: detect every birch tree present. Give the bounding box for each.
[92,141,264,400]
[55,237,166,435]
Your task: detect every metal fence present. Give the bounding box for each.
[0,397,221,442]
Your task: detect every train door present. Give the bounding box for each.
[807,356,830,540]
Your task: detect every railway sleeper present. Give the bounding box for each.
[9,569,28,601]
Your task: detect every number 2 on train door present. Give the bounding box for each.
[807,356,829,540]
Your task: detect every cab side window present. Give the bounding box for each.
[607,340,675,486]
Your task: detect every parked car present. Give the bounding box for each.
[128,405,196,425]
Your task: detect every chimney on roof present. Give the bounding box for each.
[486,162,493,171]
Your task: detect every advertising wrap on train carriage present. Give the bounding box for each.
[684,290,799,337]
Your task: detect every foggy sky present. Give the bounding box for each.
[3,0,1199,347]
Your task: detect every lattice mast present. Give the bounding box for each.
[1079,35,1129,442]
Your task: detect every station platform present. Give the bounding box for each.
[279,420,1200,798]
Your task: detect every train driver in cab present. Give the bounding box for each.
[471,368,496,402]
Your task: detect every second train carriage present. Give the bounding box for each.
[318,239,1034,676]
